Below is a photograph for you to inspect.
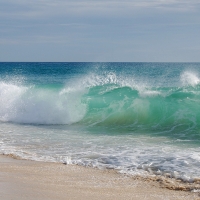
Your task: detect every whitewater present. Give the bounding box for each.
[1,62,200,184]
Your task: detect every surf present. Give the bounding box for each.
[0,70,200,142]
[1,62,200,184]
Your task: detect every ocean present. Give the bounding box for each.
[0,62,200,183]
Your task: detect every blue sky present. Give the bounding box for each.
[0,0,200,62]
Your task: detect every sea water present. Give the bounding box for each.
[0,62,200,182]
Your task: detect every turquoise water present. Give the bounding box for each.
[1,62,200,182]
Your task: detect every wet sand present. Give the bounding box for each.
[0,155,199,200]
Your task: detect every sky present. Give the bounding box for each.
[0,0,200,62]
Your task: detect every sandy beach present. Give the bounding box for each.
[0,155,199,200]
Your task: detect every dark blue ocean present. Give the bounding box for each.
[1,62,200,183]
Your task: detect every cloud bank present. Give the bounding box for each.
[0,0,200,61]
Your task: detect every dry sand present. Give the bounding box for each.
[0,155,199,200]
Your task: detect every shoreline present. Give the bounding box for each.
[0,154,199,200]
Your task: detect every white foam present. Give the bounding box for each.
[180,71,200,87]
[0,82,27,122]
[0,81,86,124]
[1,121,200,183]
